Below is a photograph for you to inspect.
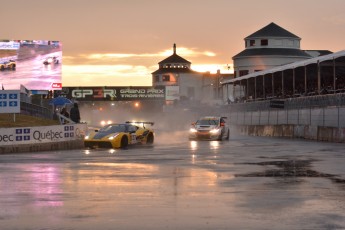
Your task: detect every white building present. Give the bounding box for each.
[233,22,312,78]
[152,44,233,104]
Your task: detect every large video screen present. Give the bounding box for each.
[0,40,62,90]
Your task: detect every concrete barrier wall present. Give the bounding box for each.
[0,140,84,154]
[0,123,88,154]
[237,124,345,143]
[229,106,345,128]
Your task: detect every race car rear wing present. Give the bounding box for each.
[126,121,154,128]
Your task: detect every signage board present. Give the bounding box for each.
[0,123,87,146]
[0,90,20,113]
[59,86,166,101]
[165,86,180,101]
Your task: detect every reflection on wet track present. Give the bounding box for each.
[0,135,344,229]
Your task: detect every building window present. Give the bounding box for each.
[239,70,249,76]
[250,40,255,46]
[162,75,170,81]
[155,75,160,82]
[261,39,268,46]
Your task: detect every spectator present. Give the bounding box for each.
[60,107,69,118]
[70,103,81,123]
[60,107,70,124]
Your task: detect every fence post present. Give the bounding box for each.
[338,106,340,129]
[286,108,289,125]
[251,111,253,125]
[310,106,312,126]
[244,111,246,125]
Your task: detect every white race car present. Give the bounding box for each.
[189,116,230,141]
[43,56,59,65]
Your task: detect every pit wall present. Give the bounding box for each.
[0,123,88,154]
[236,125,345,143]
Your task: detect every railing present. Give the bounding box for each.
[20,102,52,119]
[56,113,75,125]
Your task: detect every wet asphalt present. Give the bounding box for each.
[0,133,344,230]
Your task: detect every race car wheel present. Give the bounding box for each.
[121,136,128,149]
[217,133,223,141]
[226,130,230,140]
[147,133,154,144]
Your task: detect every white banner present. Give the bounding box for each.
[0,42,20,50]
[0,123,88,146]
[165,86,180,101]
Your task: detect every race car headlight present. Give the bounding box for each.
[108,133,120,140]
[210,128,221,134]
[189,128,197,133]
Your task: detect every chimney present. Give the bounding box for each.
[173,43,176,54]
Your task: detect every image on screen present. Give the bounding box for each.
[0,40,62,90]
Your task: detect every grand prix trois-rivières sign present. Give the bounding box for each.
[59,86,166,101]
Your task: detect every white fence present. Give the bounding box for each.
[229,107,345,128]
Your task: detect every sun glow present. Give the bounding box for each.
[61,46,232,87]
[191,64,233,74]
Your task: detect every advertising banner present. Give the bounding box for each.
[0,123,88,146]
[59,86,166,101]
[0,42,20,50]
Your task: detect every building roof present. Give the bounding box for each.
[245,22,300,39]
[233,48,312,59]
[151,67,197,75]
[304,50,333,56]
[158,54,191,64]
[158,44,191,64]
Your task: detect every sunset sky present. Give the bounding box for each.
[1,0,345,87]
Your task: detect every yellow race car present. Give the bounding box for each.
[84,121,154,149]
[0,60,16,70]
